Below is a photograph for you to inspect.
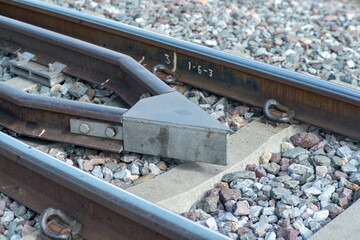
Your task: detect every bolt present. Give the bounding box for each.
[105,127,116,138]
[79,123,90,134]
[48,63,55,72]
[17,52,23,61]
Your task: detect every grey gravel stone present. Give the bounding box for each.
[270,187,291,200]
[263,163,280,175]
[250,221,273,231]
[265,232,276,240]
[140,161,150,176]
[205,39,217,47]
[258,200,269,207]
[304,187,322,196]
[240,231,256,240]
[113,167,131,182]
[336,146,353,158]
[95,89,111,97]
[262,185,272,193]
[331,156,343,167]
[121,155,139,163]
[341,163,357,174]
[284,180,300,189]
[222,171,256,182]
[230,179,254,190]
[281,142,295,153]
[281,194,300,206]
[318,185,336,202]
[69,82,88,98]
[22,210,35,220]
[268,215,278,223]
[91,166,103,179]
[283,147,310,159]
[309,220,322,232]
[350,173,360,185]
[128,162,140,175]
[288,207,302,219]
[48,147,67,160]
[349,159,359,166]
[275,175,292,183]
[262,207,275,216]
[104,162,120,173]
[198,196,219,213]
[148,163,162,176]
[312,209,329,222]
[141,155,161,165]
[352,151,360,161]
[60,82,72,95]
[205,217,218,231]
[224,200,236,212]
[253,182,263,191]
[313,155,331,166]
[299,226,313,239]
[102,167,113,182]
[1,211,14,225]
[249,206,262,218]
[288,164,314,175]
[14,206,26,217]
[10,235,21,240]
[217,212,238,222]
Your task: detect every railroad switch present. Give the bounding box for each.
[69,91,230,165]
[0,16,231,165]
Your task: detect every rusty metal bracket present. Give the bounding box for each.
[152,64,180,85]
[40,208,82,240]
[263,99,295,123]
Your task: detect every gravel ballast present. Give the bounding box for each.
[0,193,40,240]
[182,130,360,239]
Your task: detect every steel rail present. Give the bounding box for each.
[0,14,173,106]
[0,131,229,240]
[0,82,126,152]
[1,0,359,139]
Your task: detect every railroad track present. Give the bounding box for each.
[0,1,360,240]
[0,13,231,240]
[1,0,359,139]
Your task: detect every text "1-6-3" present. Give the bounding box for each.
[188,61,213,78]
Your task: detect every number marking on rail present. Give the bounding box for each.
[187,61,213,78]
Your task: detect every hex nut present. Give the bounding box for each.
[105,127,116,138]
[79,123,90,134]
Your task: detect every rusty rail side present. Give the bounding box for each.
[0,132,229,240]
[0,82,126,152]
[1,0,359,139]
[0,15,173,106]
